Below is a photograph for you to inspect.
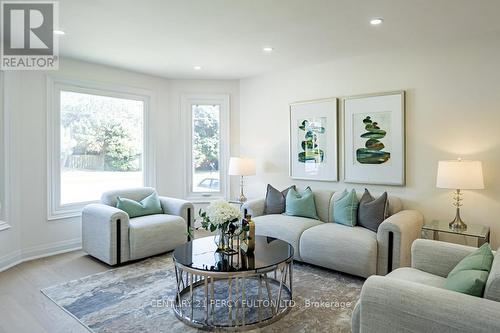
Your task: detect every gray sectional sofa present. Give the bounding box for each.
[242,189,424,277]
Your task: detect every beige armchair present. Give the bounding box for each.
[82,187,193,265]
[352,239,500,333]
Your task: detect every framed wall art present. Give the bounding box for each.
[343,91,405,185]
[289,98,338,181]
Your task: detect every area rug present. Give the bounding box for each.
[41,253,363,333]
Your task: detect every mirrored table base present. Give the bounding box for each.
[173,259,293,331]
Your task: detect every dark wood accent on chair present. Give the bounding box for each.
[116,219,121,265]
[387,231,394,273]
[187,208,192,241]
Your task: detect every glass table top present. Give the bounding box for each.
[423,220,490,238]
[173,235,294,273]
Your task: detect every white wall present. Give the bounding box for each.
[239,35,500,248]
[0,59,239,270]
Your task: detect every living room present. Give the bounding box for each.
[1,1,500,332]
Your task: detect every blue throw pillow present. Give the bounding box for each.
[116,192,163,218]
[333,189,359,227]
[285,187,319,219]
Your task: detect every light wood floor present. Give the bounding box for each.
[0,230,212,333]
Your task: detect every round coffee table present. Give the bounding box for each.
[172,235,294,331]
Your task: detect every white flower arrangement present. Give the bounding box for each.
[199,200,241,232]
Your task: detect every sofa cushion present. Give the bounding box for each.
[333,189,359,227]
[285,187,319,220]
[448,243,494,276]
[444,243,493,297]
[485,248,500,301]
[253,214,323,260]
[129,214,186,260]
[299,223,377,278]
[313,190,334,222]
[387,267,447,289]
[358,189,388,232]
[116,192,163,218]
[264,184,295,214]
[101,187,156,207]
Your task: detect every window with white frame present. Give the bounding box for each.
[183,94,229,200]
[48,78,153,219]
[0,70,7,228]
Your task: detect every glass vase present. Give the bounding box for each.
[214,227,237,255]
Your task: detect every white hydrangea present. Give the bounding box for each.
[206,200,241,225]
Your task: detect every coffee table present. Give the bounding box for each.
[172,235,294,331]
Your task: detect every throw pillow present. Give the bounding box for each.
[444,243,494,297]
[333,189,359,227]
[285,187,319,219]
[357,189,388,232]
[116,192,163,218]
[264,184,295,214]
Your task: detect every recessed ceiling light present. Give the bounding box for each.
[262,47,274,53]
[193,65,202,70]
[53,30,66,35]
[370,18,383,25]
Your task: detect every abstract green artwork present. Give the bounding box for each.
[290,98,337,181]
[356,116,390,164]
[298,119,325,163]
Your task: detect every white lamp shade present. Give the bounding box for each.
[436,160,484,190]
[228,157,256,176]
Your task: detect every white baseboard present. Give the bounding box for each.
[0,238,82,273]
[0,249,23,272]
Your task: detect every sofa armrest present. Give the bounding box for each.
[241,198,266,217]
[158,196,194,234]
[376,209,424,275]
[82,203,130,265]
[357,276,500,333]
[411,239,478,277]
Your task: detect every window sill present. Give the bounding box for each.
[186,196,228,204]
[0,221,11,231]
[48,212,82,221]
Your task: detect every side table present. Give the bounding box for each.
[422,220,490,247]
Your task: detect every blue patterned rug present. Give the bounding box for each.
[41,253,363,333]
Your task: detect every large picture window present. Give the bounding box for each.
[48,78,153,219]
[0,71,9,230]
[183,94,229,200]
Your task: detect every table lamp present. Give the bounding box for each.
[436,159,484,230]
[228,157,256,202]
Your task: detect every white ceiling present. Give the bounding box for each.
[57,0,500,79]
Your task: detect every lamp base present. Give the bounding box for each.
[238,194,247,203]
[239,175,247,203]
[449,208,467,230]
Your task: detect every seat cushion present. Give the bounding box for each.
[129,214,186,260]
[387,267,446,289]
[299,223,377,278]
[253,214,323,260]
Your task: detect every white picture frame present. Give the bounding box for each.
[289,98,338,181]
[343,91,405,186]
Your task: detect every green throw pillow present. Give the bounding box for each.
[333,189,359,227]
[116,192,163,218]
[285,187,319,219]
[444,243,494,297]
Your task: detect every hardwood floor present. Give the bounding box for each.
[0,250,108,333]
[0,230,212,333]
